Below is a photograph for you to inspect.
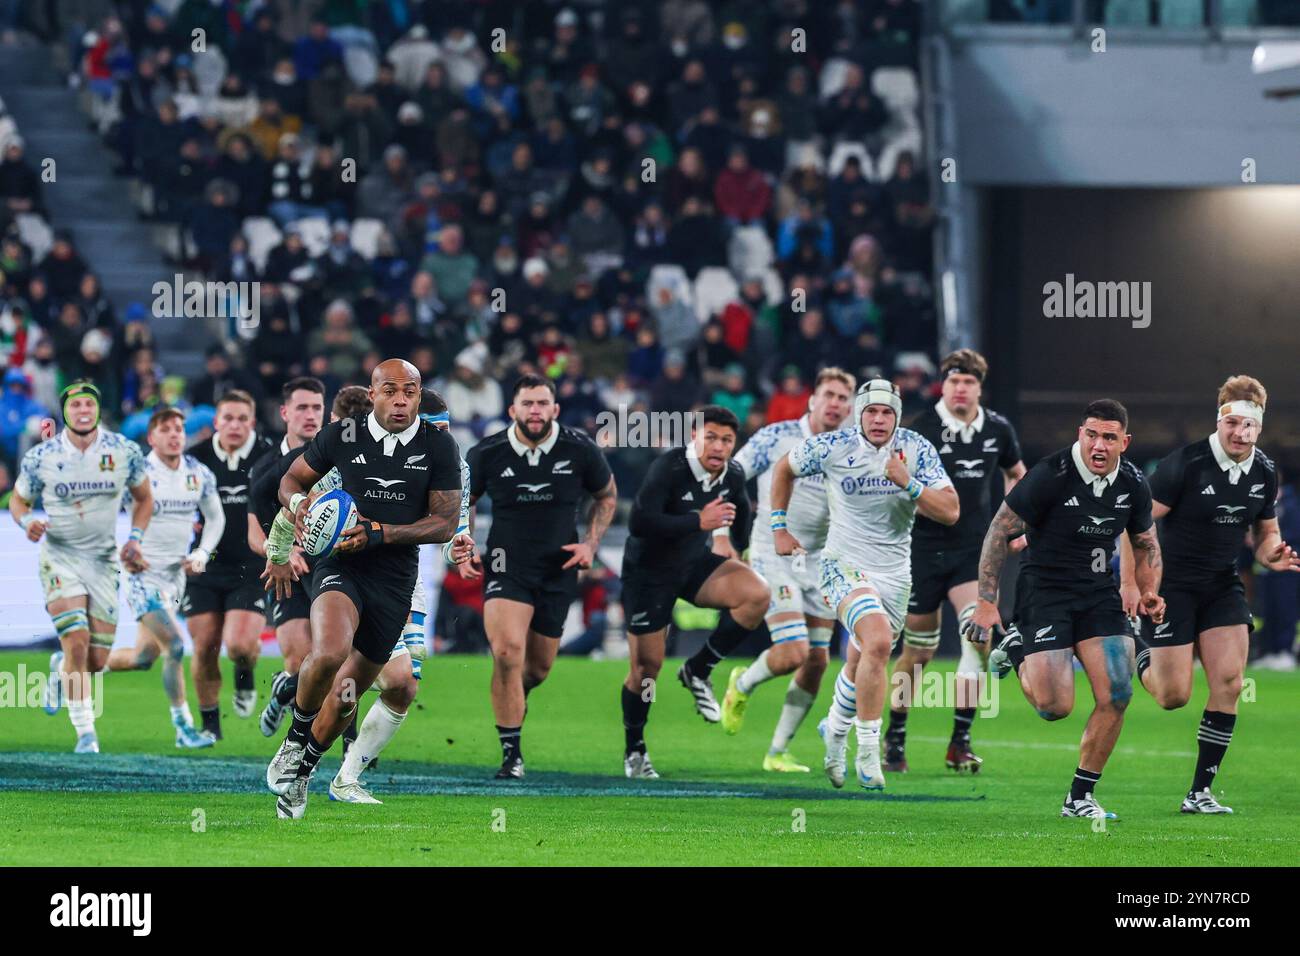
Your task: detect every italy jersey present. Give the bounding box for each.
[787,426,953,575]
[15,428,148,554]
[140,451,224,571]
[734,415,829,557]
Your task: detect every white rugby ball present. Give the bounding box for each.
[301,489,359,557]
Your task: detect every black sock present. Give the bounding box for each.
[952,707,976,743]
[286,705,318,745]
[341,710,358,753]
[886,708,908,741]
[296,730,327,779]
[497,725,522,762]
[1135,646,1152,682]
[686,611,752,678]
[275,672,299,706]
[1191,710,1236,793]
[622,685,650,755]
[200,705,221,738]
[1070,767,1102,802]
[234,664,255,693]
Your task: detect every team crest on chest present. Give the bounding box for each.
[99,454,114,472]
[185,474,199,491]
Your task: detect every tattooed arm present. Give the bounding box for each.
[564,477,618,569]
[964,502,1028,643]
[1128,525,1165,623]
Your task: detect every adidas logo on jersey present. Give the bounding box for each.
[352,454,367,465]
[1064,496,1080,507]
[1202,485,1215,495]
[682,491,694,501]
[500,467,515,478]
[939,443,953,454]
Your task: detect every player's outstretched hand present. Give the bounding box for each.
[120,540,148,573]
[963,599,1002,645]
[261,558,296,601]
[291,491,322,539]
[24,518,46,542]
[288,547,310,577]
[561,541,596,569]
[1139,591,1165,624]
[1119,581,1141,618]
[1261,540,1300,573]
[884,448,910,488]
[773,527,804,556]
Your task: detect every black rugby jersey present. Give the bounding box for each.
[1004,443,1152,594]
[301,412,461,577]
[1148,437,1277,588]
[623,446,751,576]
[466,422,612,579]
[189,431,275,568]
[907,402,1022,548]
[248,437,306,534]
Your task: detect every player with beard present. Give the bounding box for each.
[970,399,1164,820]
[886,349,1025,774]
[265,360,461,818]
[460,375,617,779]
[772,380,958,791]
[718,368,856,771]
[1120,376,1298,813]
[185,389,274,739]
[248,378,327,738]
[619,405,770,779]
[12,381,153,752]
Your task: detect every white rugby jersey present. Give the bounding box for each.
[734,415,829,556]
[15,428,148,552]
[787,426,953,574]
[141,451,225,569]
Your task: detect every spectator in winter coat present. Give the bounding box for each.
[714,144,772,225]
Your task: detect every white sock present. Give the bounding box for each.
[68,696,95,736]
[736,649,774,695]
[770,682,815,753]
[170,704,193,727]
[337,700,406,785]
[855,717,882,752]
[825,665,856,737]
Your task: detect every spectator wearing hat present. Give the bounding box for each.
[393,101,436,168]
[710,361,755,423]
[446,343,504,443]
[563,63,614,138]
[544,8,595,87]
[358,144,415,222]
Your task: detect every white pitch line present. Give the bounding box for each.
[907,734,1195,759]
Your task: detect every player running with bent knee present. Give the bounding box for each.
[718,367,855,771]
[773,379,958,792]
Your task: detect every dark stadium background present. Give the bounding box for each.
[0,0,1297,666]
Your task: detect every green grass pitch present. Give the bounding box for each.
[0,649,1294,866]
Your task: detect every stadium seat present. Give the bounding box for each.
[1161,2,1205,27]
[16,213,53,262]
[647,263,692,308]
[1106,1,1153,25]
[287,217,331,257]
[728,225,775,279]
[692,267,740,323]
[1220,0,1256,24]
[827,141,873,179]
[349,218,385,260]
[343,45,380,89]
[872,68,921,115]
[242,217,283,273]
[877,127,924,182]
[818,57,854,100]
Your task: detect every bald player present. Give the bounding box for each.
[264,360,463,819]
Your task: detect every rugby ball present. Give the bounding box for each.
[301,489,359,557]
